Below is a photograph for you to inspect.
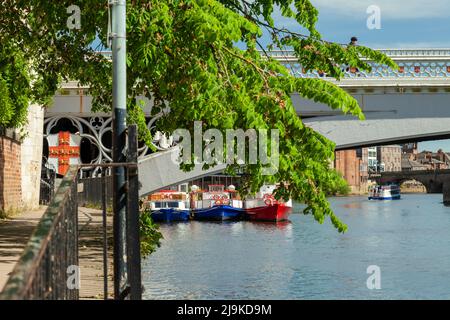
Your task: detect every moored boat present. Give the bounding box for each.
[368,184,401,200]
[193,205,245,221]
[245,203,291,222]
[150,208,190,222]
[192,185,244,221]
[244,185,292,222]
[146,190,190,222]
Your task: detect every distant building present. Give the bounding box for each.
[367,147,377,172]
[402,142,418,155]
[377,145,402,172]
[357,148,369,186]
[335,150,360,187]
[436,149,450,165]
[401,153,428,171]
[416,150,449,170]
[334,149,368,194]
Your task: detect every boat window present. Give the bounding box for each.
[167,202,179,208]
[154,201,162,208]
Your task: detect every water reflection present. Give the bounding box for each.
[342,201,364,210]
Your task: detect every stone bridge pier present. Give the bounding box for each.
[422,179,444,194]
[443,181,450,206]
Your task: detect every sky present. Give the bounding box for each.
[269,0,450,48]
[266,0,450,152]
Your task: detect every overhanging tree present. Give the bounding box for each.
[0,0,397,232]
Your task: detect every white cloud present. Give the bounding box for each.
[311,0,450,19]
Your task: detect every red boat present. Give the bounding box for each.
[244,186,292,222]
[245,203,292,222]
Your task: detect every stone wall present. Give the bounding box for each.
[21,104,44,210]
[0,129,22,213]
[0,104,44,214]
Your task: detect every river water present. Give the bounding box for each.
[142,194,450,299]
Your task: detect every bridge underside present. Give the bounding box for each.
[304,117,450,150]
[138,147,226,197]
[295,88,450,149]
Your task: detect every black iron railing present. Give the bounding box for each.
[0,167,79,300]
[78,175,113,208]
[0,125,142,300]
[39,157,57,205]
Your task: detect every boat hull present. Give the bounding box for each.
[368,195,401,200]
[193,205,244,221]
[151,208,190,222]
[245,204,292,222]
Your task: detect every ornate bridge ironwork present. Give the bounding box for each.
[44,113,176,177]
[267,49,450,79]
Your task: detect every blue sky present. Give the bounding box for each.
[267,0,450,151]
[269,0,450,48]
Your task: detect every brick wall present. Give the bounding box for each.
[0,130,22,213]
[335,150,359,186]
[335,149,368,194]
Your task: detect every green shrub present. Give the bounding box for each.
[140,209,163,258]
[323,170,351,196]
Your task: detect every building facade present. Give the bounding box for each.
[377,145,402,172]
[367,147,377,173]
[334,149,368,194]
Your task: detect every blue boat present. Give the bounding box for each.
[193,205,244,221]
[151,208,190,222]
[147,190,191,222]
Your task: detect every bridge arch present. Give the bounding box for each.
[377,170,450,194]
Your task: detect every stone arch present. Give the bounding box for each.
[399,179,427,193]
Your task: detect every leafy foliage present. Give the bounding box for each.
[0,0,398,232]
[0,45,31,128]
[140,209,163,258]
[323,170,351,196]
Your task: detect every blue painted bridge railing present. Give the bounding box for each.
[267,49,450,79]
[97,48,450,79]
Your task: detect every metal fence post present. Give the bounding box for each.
[101,168,109,300]
[127,125,142,300]
[111,0,128,299]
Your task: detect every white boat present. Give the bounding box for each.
[145,190,191,222]
[368,184,401,200]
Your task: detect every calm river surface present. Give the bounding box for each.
[142,194,450,299]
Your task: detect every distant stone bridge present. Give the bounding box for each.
[371,170,450,205]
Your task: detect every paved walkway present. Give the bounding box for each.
[78,207,114,300]
[0,207,47,290]
[0,207,113,299]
